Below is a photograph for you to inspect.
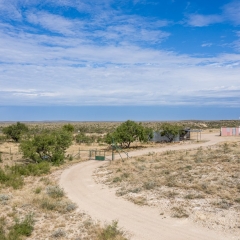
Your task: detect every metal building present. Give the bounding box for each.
[151,128,191,143]
[220,127,240,136]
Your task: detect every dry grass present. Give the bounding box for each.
[0,140,129,240]
[95,141,240,237]
[1,121,239,239]
[0,171,129,239]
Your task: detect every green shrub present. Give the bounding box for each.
[0,168,24,189]
[0,214,34,240]
[20,130,72,165]
[10,162,50,176]
[9,214,34,238]
[34,187,42,194]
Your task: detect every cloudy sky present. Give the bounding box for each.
[0,0,240,120]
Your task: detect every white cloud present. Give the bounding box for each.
[0,0,240,107]
[1,44,240,106]
[201,43,212,47]
[186,1,240,27]
[186,14,223,27]
[223,1,240,25]
[26,11,82,36]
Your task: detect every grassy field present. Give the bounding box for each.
[95,141,240,237]
[0,121,239,239]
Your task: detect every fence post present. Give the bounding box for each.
[112,150,114,161]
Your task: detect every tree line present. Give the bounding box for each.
[1,121,183,165]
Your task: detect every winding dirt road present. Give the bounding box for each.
[60,133,238,240]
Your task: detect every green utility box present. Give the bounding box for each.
[95,156,105,161]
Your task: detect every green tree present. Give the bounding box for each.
[62,124,74,133]
[2,122,29,142]
[160,123,183,142]
[20,130,72,165]
[105,120,153,148]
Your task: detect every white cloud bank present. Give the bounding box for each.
[0,0,240,107]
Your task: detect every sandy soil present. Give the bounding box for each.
[60,133,239,240]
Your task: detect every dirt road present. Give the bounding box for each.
[60,133,238,240]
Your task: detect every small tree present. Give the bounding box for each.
[105,120,153,148]
[2,122,29,142]
[20,130,72,165]
[160,123,183,142]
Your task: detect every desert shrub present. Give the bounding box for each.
[113,177,121,183]
[0,214,34,239]
[40,177,52,185]
[34,187,42,194]
[223,143,230,153]
[75,133,94,144]
[10,162,50,176]
[97,220,128,240]
[51,229,66,238]
[0,194,10,202]
[39,197,58,211]
[0,168,24,189]
[171,206,189,218]
[46,186,65,199]
[0,194,10,205]
[235,198,240,203]
[129,187,142,193]
[65,203,77,212]
[37,197,76,213]
[0,135,6,143]
[9,214,34,237]
[143,181,156,190]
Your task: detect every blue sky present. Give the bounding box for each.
[0,0,240,121]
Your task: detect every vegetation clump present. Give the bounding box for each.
[0,214,34,239]
[0,168,24,189]
[105,120,153,148]
[2,122,29,142]
[20,130,72,165]
[97,220,128,240]
[159,123,184,142]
